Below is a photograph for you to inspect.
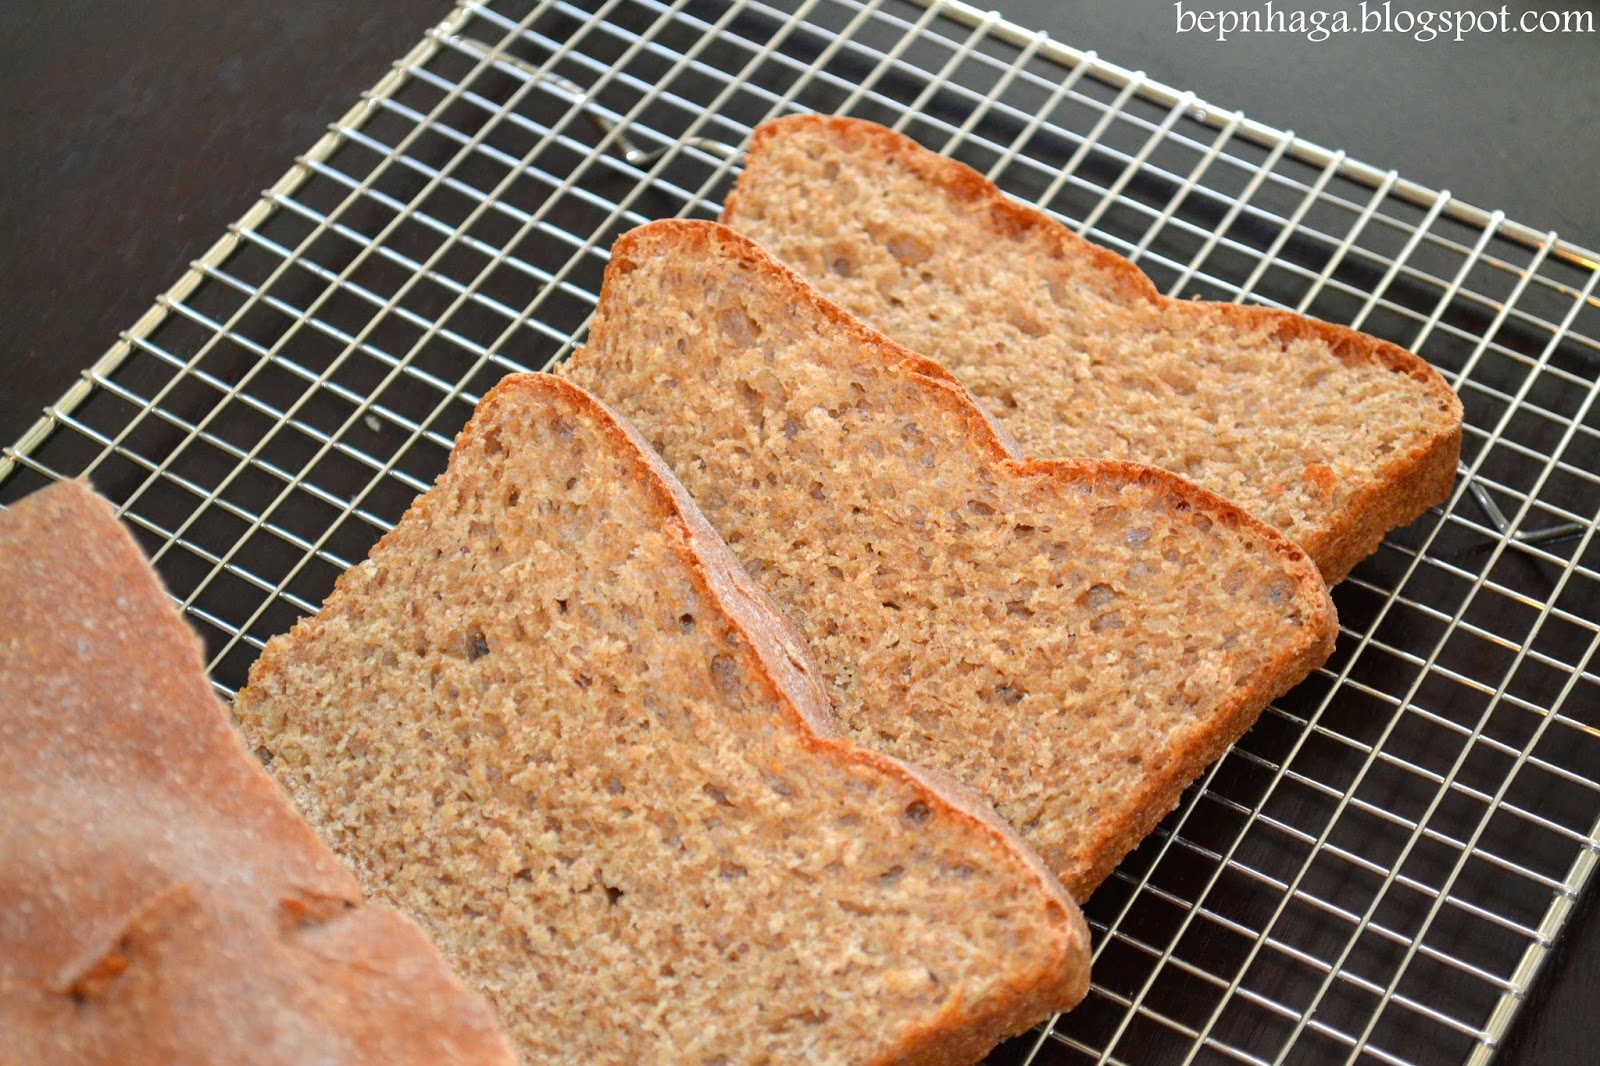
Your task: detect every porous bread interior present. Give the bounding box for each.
[724,117,1462,580]
[562,225,1333,897]
[232,377,1076,1065]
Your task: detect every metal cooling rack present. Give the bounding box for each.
[4,1,1597,1063]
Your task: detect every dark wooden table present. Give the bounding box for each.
[3,1,1594,1061]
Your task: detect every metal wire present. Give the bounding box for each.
[3,1,1597,1063]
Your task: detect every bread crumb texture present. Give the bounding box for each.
[0,481,514,1066]
[233,374,1088,1065]
[723,115,1463,583]
[562,222,1336,899]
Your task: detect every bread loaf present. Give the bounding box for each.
[233,373,1091,1065]
[0,481,515,1066]
[560,221,1337,898]
[722,114,1464,584]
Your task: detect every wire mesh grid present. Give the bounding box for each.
[3,0,1598,1062]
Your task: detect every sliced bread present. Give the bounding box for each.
[559,221,1337,899]
[722,114,1464,584]
[231,372,1091,1065]
[0,481,515,1066]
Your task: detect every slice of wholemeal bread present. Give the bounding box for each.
[231,373,1090,1065]
[0,481,514,1066]
[722,114,1464,584]
[559,221,1337,899]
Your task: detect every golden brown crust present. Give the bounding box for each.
[725,114,1464,584]
[566,220,1338,903]
[0,481,514,1066]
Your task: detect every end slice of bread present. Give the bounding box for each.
[722,114,1464,584]
[232,373,1090,1065]
[0,481,515,1066]
[560,221,1337,899]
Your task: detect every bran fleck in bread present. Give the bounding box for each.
[232,373,1091,1066]
[0,480,515,1066]
[722,114,1464,584]
[560,221,1338,901]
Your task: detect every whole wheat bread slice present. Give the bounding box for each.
[232,372,1090,1065]
[0,481,515,1066]
[722,114,1464,584]
[559,221,1337,899]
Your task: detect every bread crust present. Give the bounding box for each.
[724,114,1464,584]
[0,481,514,1066]
[570,220,1338,900]
[239,373,1091,1063]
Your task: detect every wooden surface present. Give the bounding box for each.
[0,1,1593,1062]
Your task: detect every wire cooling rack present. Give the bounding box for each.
[4,1,1597,1062]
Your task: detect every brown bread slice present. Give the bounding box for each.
[0,481,514,1066]
[722,114,1464,584]
[560,221,1337,899]
[231,373,1090,1066]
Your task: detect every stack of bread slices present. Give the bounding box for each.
[5,116,1460,1064]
